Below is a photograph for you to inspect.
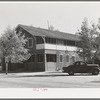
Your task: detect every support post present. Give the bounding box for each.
[44,53,47,71]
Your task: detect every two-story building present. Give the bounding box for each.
[14,24,81,72]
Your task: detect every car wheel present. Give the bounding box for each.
[68,70,74,75]
[92,69,99,75]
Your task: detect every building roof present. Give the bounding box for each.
[17,24,80,41]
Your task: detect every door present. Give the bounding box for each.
[79,62,87,73]
[74,62,81,73]
[75,61,87,73]
[46,54,56,71]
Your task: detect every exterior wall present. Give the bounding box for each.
[8,63,25,71]
[16,27,44,72]
[67,46,77,51]
[16,27,36,54]
[36,44,79,71]
[44,49,81,71]
[24,49,45,72]
[56,51,79,70]
[36,50,45,71]
[14,26,82,72]
[25,62,44,72]
[22,30,36,54]
[56,50,65,70]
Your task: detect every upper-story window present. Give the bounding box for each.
[36,36,44,44]
[67,40,76,46]
[45,37,56,44]
[28,38,33,48]
[57,39,65,45]
[75,41,80,47]
[36,36,77,47]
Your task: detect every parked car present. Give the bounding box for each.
[62,61,100,75]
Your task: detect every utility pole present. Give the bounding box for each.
[47,20,50,30]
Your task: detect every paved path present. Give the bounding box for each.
[0,72,100,88]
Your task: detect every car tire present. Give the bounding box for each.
[68,70,74,75]
[92,69,99,75]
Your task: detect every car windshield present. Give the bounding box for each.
[74,62,79,65]
[80,62,85,65]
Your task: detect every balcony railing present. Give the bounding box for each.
[36,43,77,51]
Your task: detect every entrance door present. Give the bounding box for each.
[46,54,56,71]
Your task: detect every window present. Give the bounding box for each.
[60,55,63,62]
[17,28,23,34]
[67,40,76,46]
[28,38,33,48]
[57,39,65,45]
[75,41,79,47]
[47,54,56,62]
[27,55,35,62]
[37,54,44,62]
[71,56,75,63]
[80,62,85,66]
[64,40,66,45]
[45,37,56,44]
[36,36,44,44]
[75,62,80,65]
[66,55,69,62]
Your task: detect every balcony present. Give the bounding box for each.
[36,43,77,51]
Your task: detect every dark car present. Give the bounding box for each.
[62,61,100,75]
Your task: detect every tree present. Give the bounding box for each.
[76,18,92,62]
[76,18,100,63]
[0,26,31,74]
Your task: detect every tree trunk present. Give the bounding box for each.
[2,57,8,74]
[6,62,8,75]
[2,57,6,71]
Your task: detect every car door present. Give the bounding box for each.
[79,62,87,73]
[74,62,81,73]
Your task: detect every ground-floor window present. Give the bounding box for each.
[71,56,76,63]
[37,54,44,62]
[60,55,63,62]
[47,54,56,62]
[66,55,69,62]
[27,55,35,62]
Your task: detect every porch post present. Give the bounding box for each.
[35,53,37,71]
[42,36,47,71]
[44,53,47,71]
[56,51,59,71]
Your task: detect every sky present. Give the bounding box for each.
[0,2,100,35]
